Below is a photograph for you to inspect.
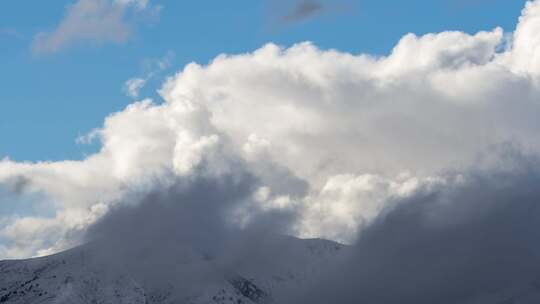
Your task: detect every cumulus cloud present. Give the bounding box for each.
[503,0,540,75]
[295,172,432,242]
[2,0,540,259]
[32,0,161,54]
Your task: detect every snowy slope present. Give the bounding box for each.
[0,236,345,304]
[3,235,540,304]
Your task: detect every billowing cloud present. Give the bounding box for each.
[32,0,161,54]
[2,0,540,259]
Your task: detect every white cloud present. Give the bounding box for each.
[32,0,161,54]
[173,133,220,175]
[503,0,540,75]
[2,0,540,258]
[295,173,432,243]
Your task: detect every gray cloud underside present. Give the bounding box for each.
[288,148,540,303]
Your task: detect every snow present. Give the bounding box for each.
[3,235,539,303]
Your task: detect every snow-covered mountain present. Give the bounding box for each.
[3,235,540,304]
[0,236,345,304]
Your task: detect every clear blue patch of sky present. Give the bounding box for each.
[0,0,528,162]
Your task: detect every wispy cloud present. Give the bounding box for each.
[124,78,147,98]
[280,0,324,24]
[32,0,161,55]
[123,51,174,98]
[272,0,351,26]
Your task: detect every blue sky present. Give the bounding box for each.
[0,0,528,162]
